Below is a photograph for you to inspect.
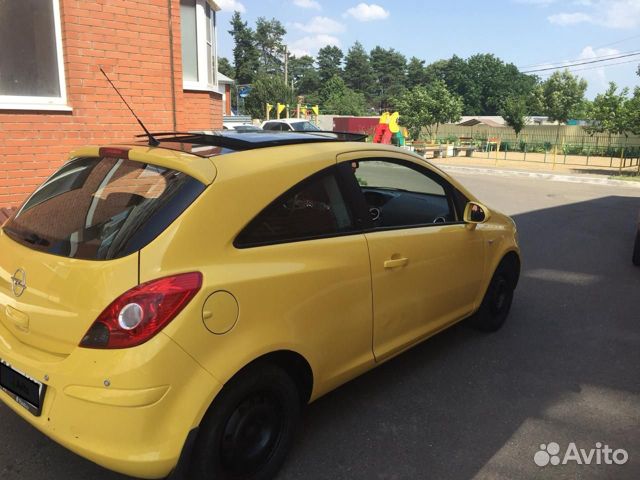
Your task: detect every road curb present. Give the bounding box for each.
[439,165,640,188]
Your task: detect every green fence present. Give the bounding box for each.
[426,125,640,171]
[432,124,640,148]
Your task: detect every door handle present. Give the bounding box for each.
[384,257,409,269]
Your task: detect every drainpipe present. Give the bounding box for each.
[167,0,177,131]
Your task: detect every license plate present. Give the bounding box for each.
[0,360,46,417]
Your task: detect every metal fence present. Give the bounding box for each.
[433,124,640,147]
[428,125,640,172]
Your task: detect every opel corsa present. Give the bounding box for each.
[0,132,520,479]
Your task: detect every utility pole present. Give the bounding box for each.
[284,45,289,86]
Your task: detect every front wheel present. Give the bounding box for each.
[190,364,301,480]
[469,265,515,332]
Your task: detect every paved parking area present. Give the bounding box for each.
[1,173,639,480]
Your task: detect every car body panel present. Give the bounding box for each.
[364,224,485,360]
[335,150,487,359]
[140,143,377,399]
[0,231,139,355]
[0,321,221,479]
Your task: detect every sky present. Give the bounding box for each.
[214,0,640,99]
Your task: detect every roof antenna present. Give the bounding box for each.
[99,67,160,147]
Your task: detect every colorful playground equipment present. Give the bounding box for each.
[373,112,405,146]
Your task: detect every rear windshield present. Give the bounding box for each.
[3,156,205,260]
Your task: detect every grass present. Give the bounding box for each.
[609,173,640,182]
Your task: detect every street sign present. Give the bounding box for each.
[238,85,251,98]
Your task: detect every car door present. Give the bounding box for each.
[337,153,485,362]
[230,164,375,394]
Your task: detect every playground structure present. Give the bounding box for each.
[372,112,407,146]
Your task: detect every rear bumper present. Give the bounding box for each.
[0,327,222,479]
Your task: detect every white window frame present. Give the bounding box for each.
[183,0,221,93]
[0,0,70,111]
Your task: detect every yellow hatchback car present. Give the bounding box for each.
[0,132,520,480]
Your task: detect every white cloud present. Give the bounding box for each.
[546,0,640,29]
[577,46,620,90]
[343,3,390,21]
[288,34,341,57]
[293,16,345,34]
[534,46,622,97]
[579,46,619,59]
[215,0,246,13]
[293,0,321,9]
[601,0,640,28]
[548,12,592,25]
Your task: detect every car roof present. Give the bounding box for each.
[69,131,367,185]
[130,131,367,155]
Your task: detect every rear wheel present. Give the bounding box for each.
[469,264,515,332]
[191,364,301,480]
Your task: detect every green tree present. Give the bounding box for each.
[244,73,296,119]
[500,95,528,138]
[527,85,545,115]
[370,46,407,112]
[395,81,463,139]
[218,57,235,79]
[423,59,448,84]
[289,55,320,95]
[541,70,588,144]
[317,45,344,84]
[542,70,588,123]
[254,17,286,74]
[622,87,640,135]
[468,55,537,115]
[228,12,259,84]
[406,56,427,88]
[437,55,480,114]
[585,82,629,136]
[343,41,375,97]
[422,54,538,115]
[319,75,366,115]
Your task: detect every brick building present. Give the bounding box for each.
[0,0,227,209]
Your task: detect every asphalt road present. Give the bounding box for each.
[1,173,639,480]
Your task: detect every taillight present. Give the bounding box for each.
[80,272,202,349]
[99,147,130,159]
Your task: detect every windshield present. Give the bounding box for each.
[291,121,320,132]
[3,156,205,260]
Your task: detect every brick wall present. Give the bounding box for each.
[0,0,222,209]
[183,90,223,131]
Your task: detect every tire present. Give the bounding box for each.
[633,228,640,266]
[190,364,301,480]
[469,264,515,332]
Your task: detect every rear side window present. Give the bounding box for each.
[235,168,356,247]
[3,156,205,260]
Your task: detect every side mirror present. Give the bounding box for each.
[464,201,490,224]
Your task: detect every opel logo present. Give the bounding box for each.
[10,269,27,297]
